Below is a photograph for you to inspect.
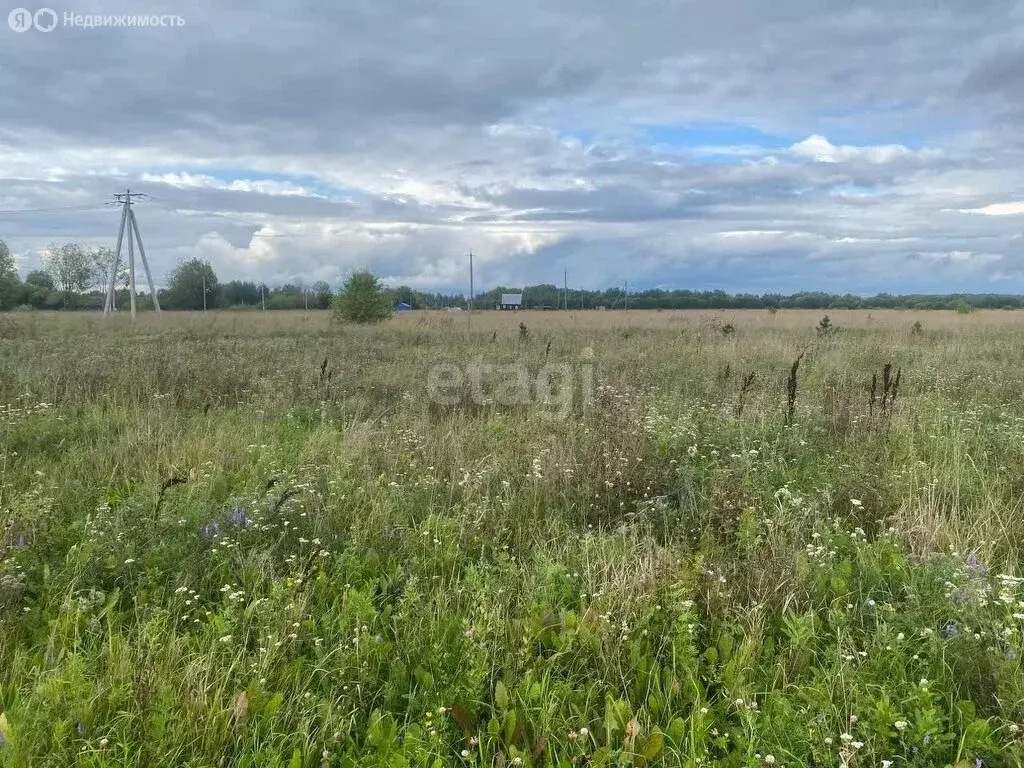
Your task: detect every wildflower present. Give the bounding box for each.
[850,499,863,507]
[967,553,986,574]
[99,737,109,749]
[840,733,853,743]
[894,720,908,732]
[852,741,864,750]
[882,762,894,768]
[230,508,251,526]
[76,720,86,735]
[943,622,958,637]
[1009,724,1020,735]
[219,634,232,643]
[579,727,589,737]
[461,749,470,758]
[123,558,135,564]
[765,756,776,765]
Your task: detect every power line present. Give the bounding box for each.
[0,203,108,215]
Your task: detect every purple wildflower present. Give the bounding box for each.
[924,734,932,745]
[16,534,26,548]
[967,553,986,575]
[76,721,85,736]
[229,508,251,527]
[975,758,983,768]
[943,621,958,637]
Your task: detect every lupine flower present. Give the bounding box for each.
[967,553,986,575]
[229,508,251,527]
[76,721,85,735]
[943,622,958,637]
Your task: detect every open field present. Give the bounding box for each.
[2,309,1024,766]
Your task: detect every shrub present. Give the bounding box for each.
[333,270,392,324]
[816,315,837,337]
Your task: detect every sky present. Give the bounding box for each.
[2,0,1024,295]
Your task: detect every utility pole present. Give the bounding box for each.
[624,281,629,311]
[104,189,161,319]
[469,250,474,328]
[202,274,207,312]
[261,284,266,311]
[564,269,568,311]
[304,289,308,312]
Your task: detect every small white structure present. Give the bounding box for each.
[498,293,523,311]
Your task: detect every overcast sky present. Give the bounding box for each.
[2,0,1024,294]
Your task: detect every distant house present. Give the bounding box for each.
[498,293,523,311]
[395,302,413,311]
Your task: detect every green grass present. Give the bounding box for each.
[1,310,1023,767]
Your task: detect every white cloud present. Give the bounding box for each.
[790,135,912,164]
[960,202,1024,216]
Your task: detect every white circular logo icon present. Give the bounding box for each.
[8,7,33,31]
[33,7,56,31]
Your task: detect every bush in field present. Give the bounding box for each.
[333,270,392,324]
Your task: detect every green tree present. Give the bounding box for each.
[23,270,55,308]
[311,280,333,309]
[43,242,93,309]
[90,246,128,292]
[333,270,391,323]
[165,259,218,310]
[0,239,21,310]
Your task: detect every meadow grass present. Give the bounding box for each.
[1,309,1023,767]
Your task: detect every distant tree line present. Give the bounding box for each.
[7,241,1024,313]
